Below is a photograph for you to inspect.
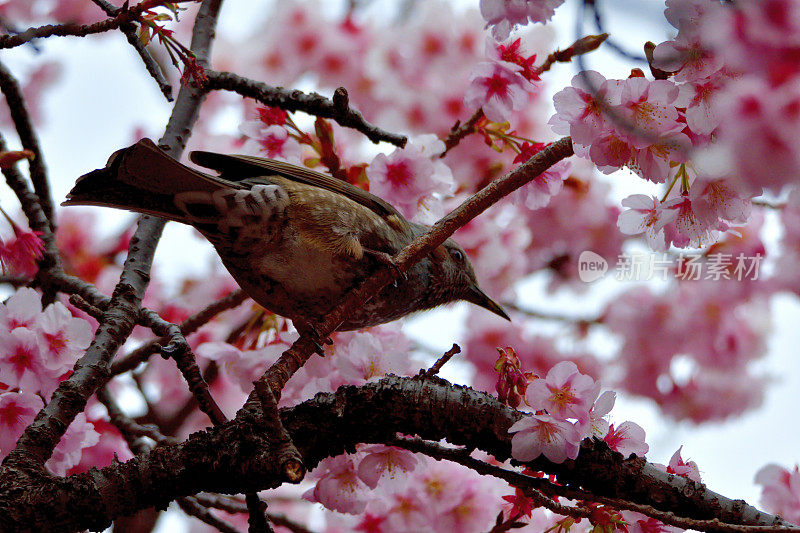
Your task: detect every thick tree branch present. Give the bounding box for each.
[0,376,788,532]
[203,71,407,147]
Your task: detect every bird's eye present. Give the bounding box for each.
[451,249,464,262]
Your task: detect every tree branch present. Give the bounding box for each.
[0,375,788,532]
[0,3,149,49]
[203,71,407,147]
[91,0,173,101]
[0,61,54,226]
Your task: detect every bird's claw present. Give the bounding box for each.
[364,248,407,281]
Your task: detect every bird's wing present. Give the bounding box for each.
[189,151,407,231]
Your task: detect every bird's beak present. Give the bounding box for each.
[466,285,510,321]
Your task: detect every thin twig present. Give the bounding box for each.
[111,289,249,375]
[178,497,244,533]
[0,275,31,287]
[91,0,173,101]
[422,343,461,376]
[440,108,484,157]
[245,492,272,533]
[96,387,179,450]
[0,61,54,226]
[502,302,600,325]
[534,33,609,76]
[194,495,316,533]
[0,5,147,49]
[253,379,305,483]
[203,72,407,147]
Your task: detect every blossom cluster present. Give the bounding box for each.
[0,288,96,474]
[507,360,648,464]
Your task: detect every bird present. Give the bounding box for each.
[63,138,509,334]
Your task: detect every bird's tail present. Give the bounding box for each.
[63,138,226,223]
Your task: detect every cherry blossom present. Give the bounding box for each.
[621,510,684,533]
[0,288,42,331]
[0,391,43,455]
[366,135,454,219]
[511,142,572,209]
[617,194,679,250]
[304,454,370,514]
[46,413,99,476]
[36,301,93,374]
[479,0,566,40]
[0,327,58,395]
[755,464,800,525]
[239,123,303,164]
[509,413,582,463]
[585,390,615,438]
[550,70,618,147]
[661,446,701,482]
[356,445,418,489]
[604,421,649,458]
[464,60,531,123]
[525,360,599,423]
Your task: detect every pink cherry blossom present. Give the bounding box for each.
[331,325,416,387]
[652,32,722,82]
[683,79,722,136]
[665,193,719,248]
[621,510,684,533]
[383,487,433,532]
[755,464,800,525]
[660,367,767,423]
[0,391,43,455]
[413,459,504,531]
[702,0,800,83]
[304,454,370,514]
[356,445,418,489]
[479,0,566,40]
[46,412,99,476]
[690,176,751,225]
[585,390,615,439]
[35,301,93,374]
[615,77,685,149]
[367,135,454,219]
[464,60,531,123]
[525,360,599,424]
[713,77,800,195]
[664,446,701,482]
[618,194,679,250]
[509,413,582,463]
[0,288,42,331]
[239,123,303,164]
[69,418,134,473]
[628,132,692,184]
[550,70,618,146]
[604,421,649,458]
[1,229,44,277]
[511,142,572,209]
[0,327,59,395]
